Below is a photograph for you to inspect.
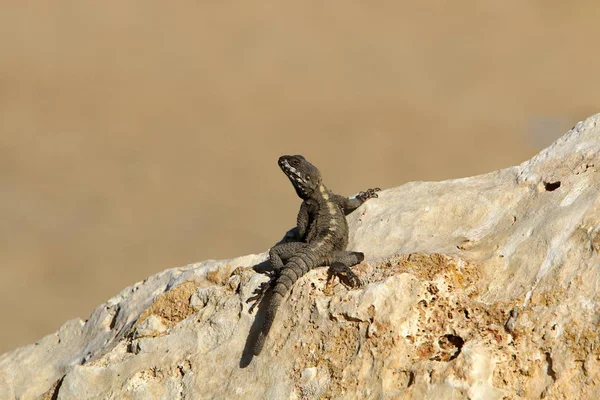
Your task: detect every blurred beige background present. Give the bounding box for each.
[1,1,598,354]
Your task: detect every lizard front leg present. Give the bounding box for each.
[333,188,380,215]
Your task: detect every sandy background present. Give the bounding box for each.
[1,2,599,354]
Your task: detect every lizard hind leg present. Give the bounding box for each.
[269,242,307,272]
[247,242,307,314]
[327,251,365,288]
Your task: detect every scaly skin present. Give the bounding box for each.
[250,155,379,355]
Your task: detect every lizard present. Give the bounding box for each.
[249,154,380,355]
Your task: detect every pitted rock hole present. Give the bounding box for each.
[544,181,561,191]
[440,334,464,361]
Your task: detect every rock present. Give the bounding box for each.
[2,115,600,399]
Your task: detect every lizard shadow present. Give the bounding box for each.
[239,259,274,368]
[240,230,299,368]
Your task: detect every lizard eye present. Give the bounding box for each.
[305,175,310,181]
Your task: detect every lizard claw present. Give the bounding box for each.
[357,188,380,202]
[328,263,363,289]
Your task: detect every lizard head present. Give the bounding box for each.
[278,155,322,199]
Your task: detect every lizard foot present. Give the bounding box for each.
[357,187,381,202]
[328,262,362,289]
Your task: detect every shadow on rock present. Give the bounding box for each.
[239,260,274,368]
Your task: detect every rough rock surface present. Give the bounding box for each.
[2,115,600,399]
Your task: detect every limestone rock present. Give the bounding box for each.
[2,115,600,399]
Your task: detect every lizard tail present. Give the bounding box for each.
[253,252,313,355]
